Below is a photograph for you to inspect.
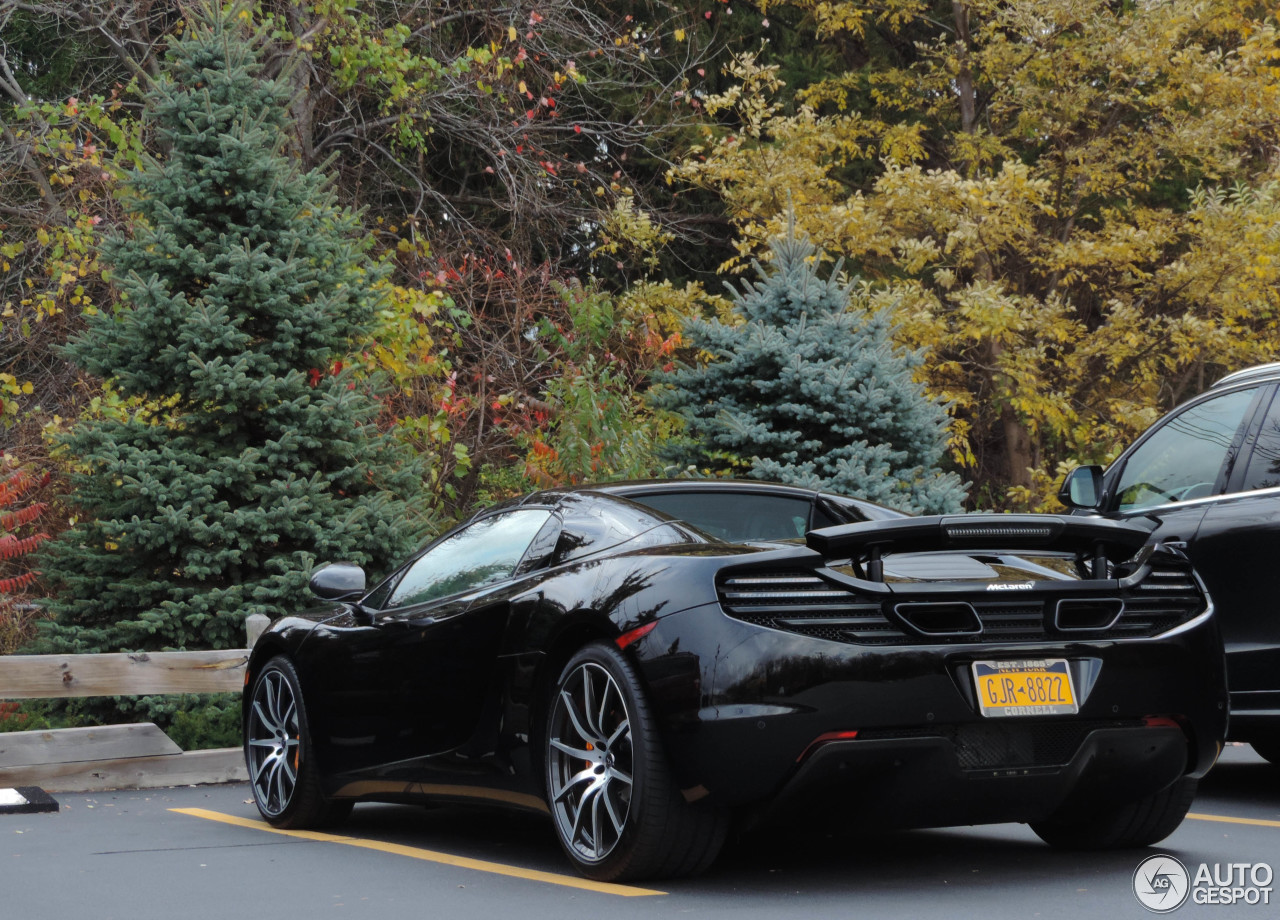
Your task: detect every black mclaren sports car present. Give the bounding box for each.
[243,483,1227,881]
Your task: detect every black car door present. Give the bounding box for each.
[315,508,555,779]
[1100,382,1272,715]
[1192,384,1280,717]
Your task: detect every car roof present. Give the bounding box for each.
[590,479,826,499]
[474,479,909,526]
[593,479,908,519]
[464,488,714,539]
[1210,362,1280,390]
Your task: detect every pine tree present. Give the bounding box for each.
[36,5,426,660]
[654,223,966,514]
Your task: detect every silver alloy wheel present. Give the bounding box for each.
[246,667,301,817]
[547,661,635,863]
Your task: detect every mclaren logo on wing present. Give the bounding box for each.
[986,582,1035,591]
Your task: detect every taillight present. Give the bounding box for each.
[616,621,658,649]
[796,730,860,763]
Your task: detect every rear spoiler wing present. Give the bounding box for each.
[807,514,1157,580]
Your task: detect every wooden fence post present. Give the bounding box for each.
[245,613,270,648]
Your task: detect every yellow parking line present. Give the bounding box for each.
[1189,812,1280,829]
[171,808,665,898]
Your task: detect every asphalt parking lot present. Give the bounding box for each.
[6,744,1278,919]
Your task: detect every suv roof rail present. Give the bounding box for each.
[1212,362,1280,390]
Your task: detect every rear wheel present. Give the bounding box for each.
[1029,776,1197,849]
[544,641,727,881]
[245,656,351,829]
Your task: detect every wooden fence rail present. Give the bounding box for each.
[0,615,267,793]
[0,650,249,699]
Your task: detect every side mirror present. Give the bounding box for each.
[1058,465,1104,510]
[309,562,367,601]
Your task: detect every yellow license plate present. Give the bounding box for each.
[972,659,1078,718]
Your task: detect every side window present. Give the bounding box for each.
[629,491,813,542]
[1240,390,1280,491]
[553,494,672,562]
[1113,388,1258,512]
[383,509,552,609]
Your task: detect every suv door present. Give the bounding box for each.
[1097,382,1274,736]
[1190,384,1280,733]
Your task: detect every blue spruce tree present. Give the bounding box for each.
[655,224,966,514]
[37,6,427,665]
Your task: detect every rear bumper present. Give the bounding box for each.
[633,600,1227,819]
[763,724,1187,829]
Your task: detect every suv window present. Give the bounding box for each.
[1113,387,1257,512]
[383,509,552,608]
[1240,389,1280,491]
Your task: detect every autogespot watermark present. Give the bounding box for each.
[1133,855,1274,912]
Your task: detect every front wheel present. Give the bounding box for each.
[544,641,727,881]
[244,655,351,829]
[1030,776,1197,849]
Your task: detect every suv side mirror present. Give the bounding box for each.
[1058,466,1104,510]
[309,562,367,601]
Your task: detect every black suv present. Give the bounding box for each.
[1060,362,1280,763]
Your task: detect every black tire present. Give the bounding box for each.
[1029,776,1197,849]
[244,655,352,829]
[544,640,728,881]
[1250,736,1280,766]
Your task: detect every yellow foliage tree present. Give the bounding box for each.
[674,0,1280,507]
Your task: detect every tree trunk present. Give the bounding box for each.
[952,3,979,137]
[953,2,1034,496]
[284,2,318,163]
[983,339,1035,494]
[1000,404,1035,492]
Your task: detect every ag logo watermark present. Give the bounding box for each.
[1134,855,1190,912]
[1134,855,1274,911]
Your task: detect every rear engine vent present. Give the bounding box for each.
[1110,566,1203,637]
[718,572,907,645]
[717,563,1205,647]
